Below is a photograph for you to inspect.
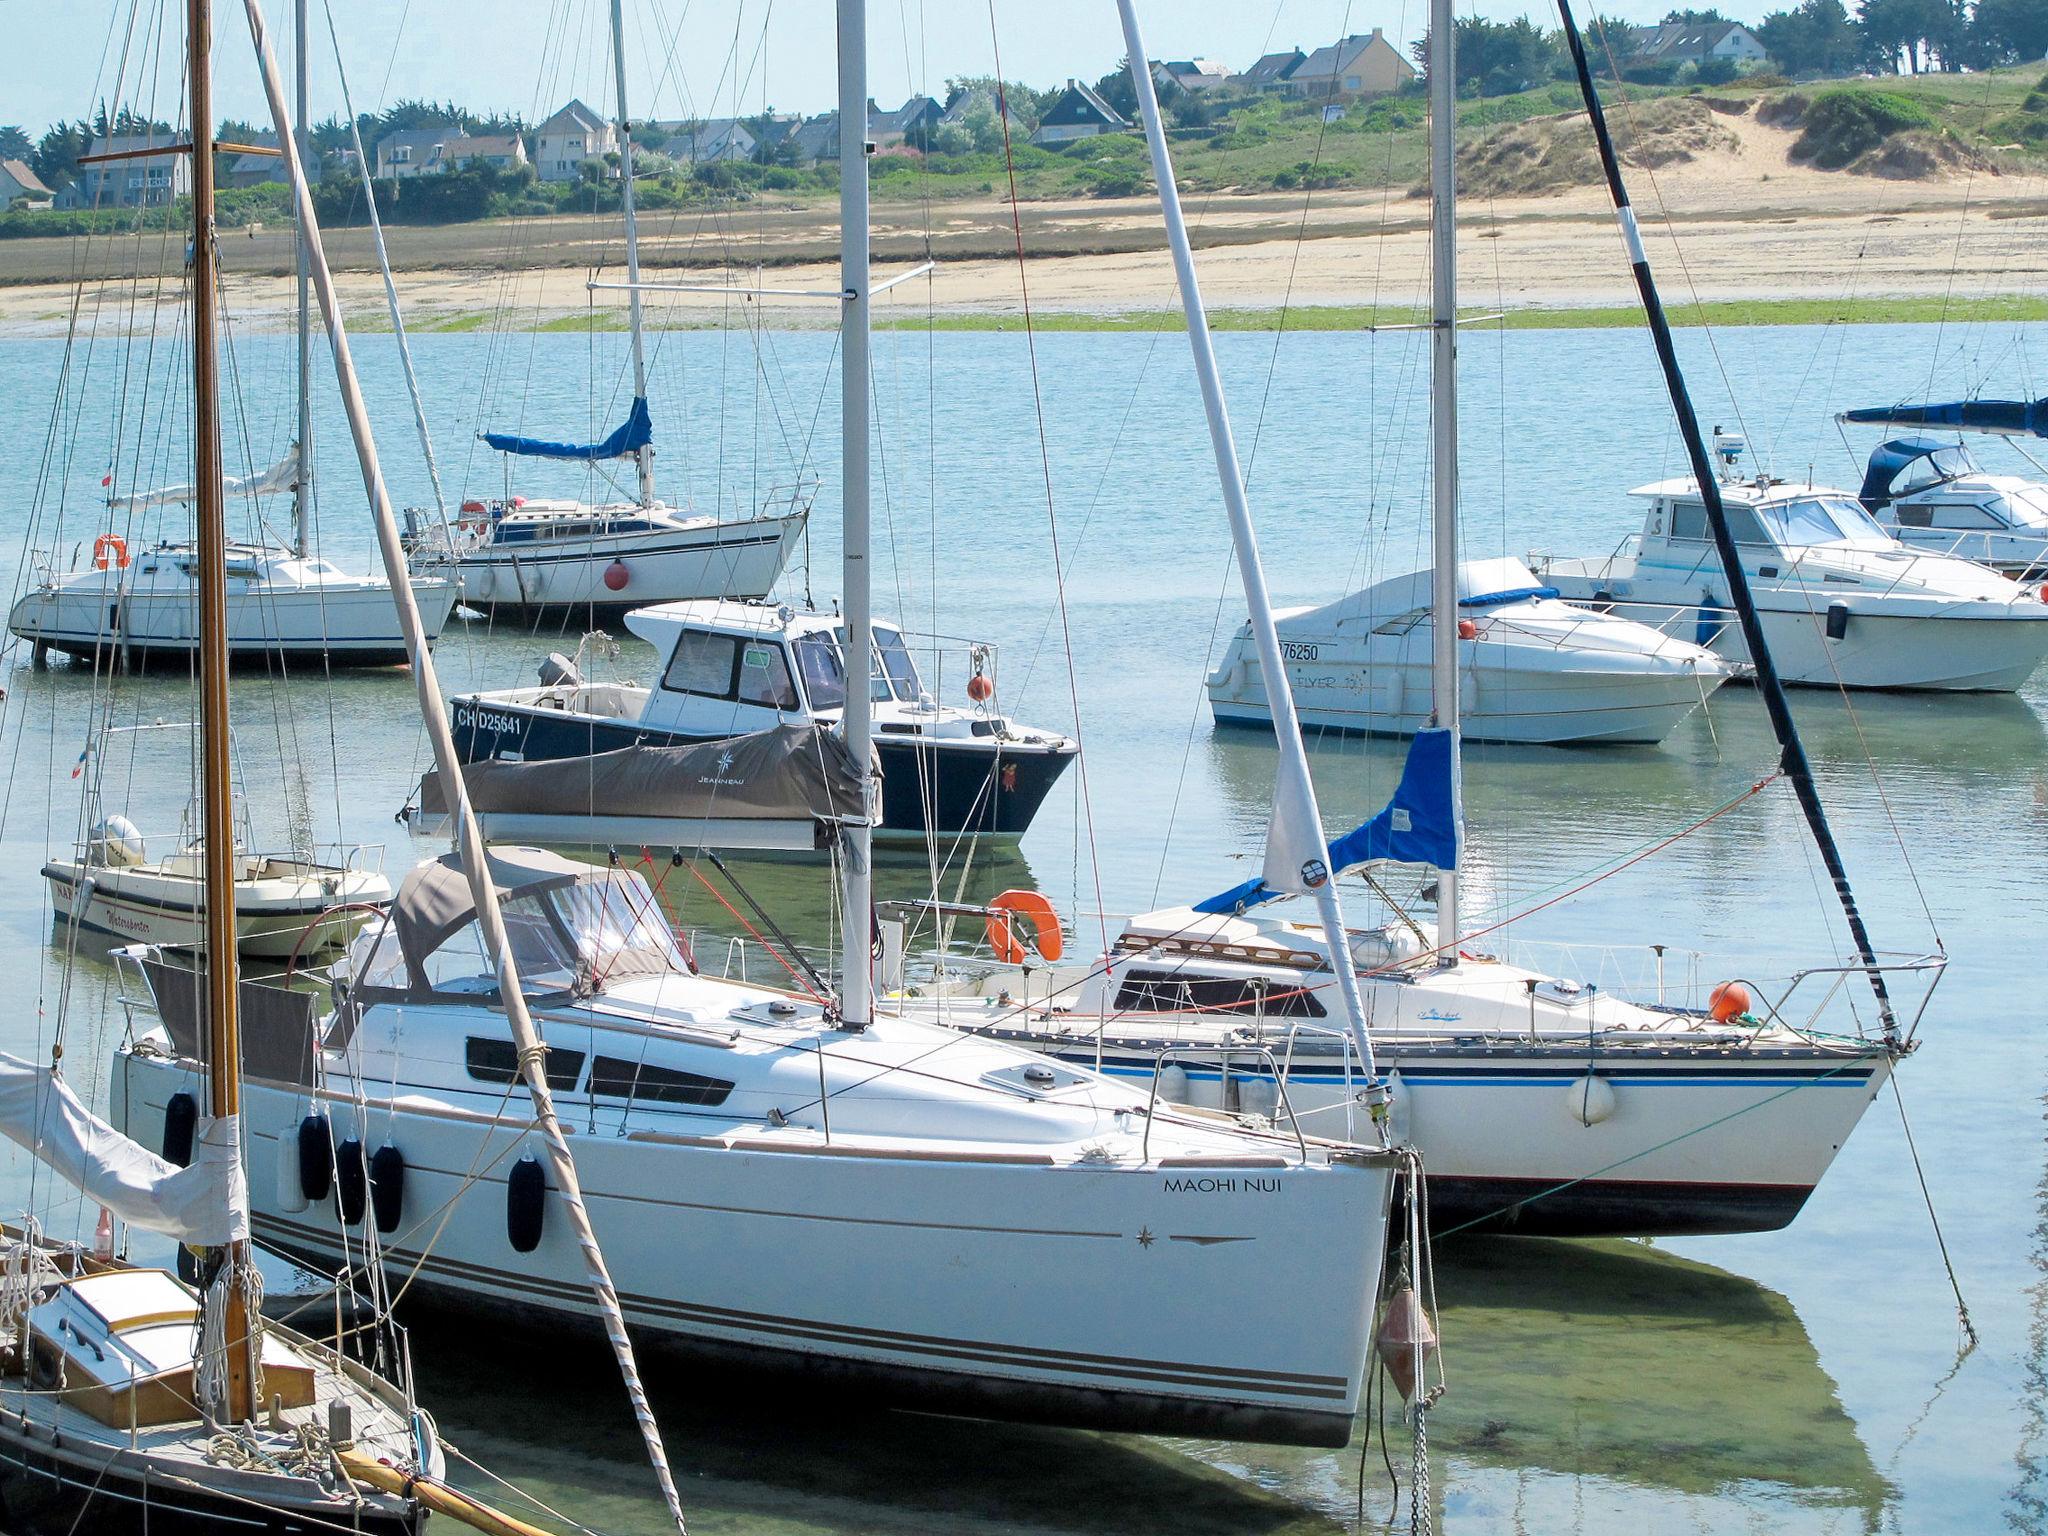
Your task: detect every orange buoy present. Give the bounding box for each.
[986,889,1063,965]
[92,533,129,570]
[1456,617,1478,640]
[1375,1287,1438,1402]
[1709,980,1751,1023]
[966,673,994,703]
[460,499,487,514]
[2037,582,2048,604]
[603,559,630,592]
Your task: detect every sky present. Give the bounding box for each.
[9,0,1722,139]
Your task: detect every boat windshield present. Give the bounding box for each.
[1891,444,1978,495]
[872,626,924,702]
[2002,484,2048,527]
[793,633,846,711]
[1759,495,1895,550]
[547,870,691,981]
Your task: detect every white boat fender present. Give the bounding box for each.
[507,1154,546,1253]
[90,814,147,868]
[275,1124,309,1214]
[336,1137,368,1225]
[1235,1074,1280,1121]
[161,1092,197,1167]
[1566,1074,1617,1127]
[297,1114,333,1202]
[369,1145,405,1234]
[1155,1062,1191,1105]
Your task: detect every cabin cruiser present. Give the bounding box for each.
[447,600,1078,843]
[1531,435,2048,691]
[402,491,808,617]
[115,847,1401,1446]
[1206,557,1729,746]
[887,734,1916,1239]
[1854,436,2048,578]
[11,537,455,668]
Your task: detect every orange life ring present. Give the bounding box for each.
[986,889,1063,965]
[92,533,129,571]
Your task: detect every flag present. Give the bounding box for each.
[69,748,87,780]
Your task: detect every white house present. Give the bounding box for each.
[535,100,615,183]
[1633,20,1769,64]
[452,133,528,172]
[1150,59,1231,93]
[0,158,53,209]
[60,134,189,208]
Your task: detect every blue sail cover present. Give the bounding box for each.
[1843,396,2048,439]
[1195,728,1459,914]
[483,396,653,461]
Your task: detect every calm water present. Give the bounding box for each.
[1,311,2045,1533]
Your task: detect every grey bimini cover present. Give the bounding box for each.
[415,723,869,849]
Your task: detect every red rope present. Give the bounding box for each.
[680,858,824,1001]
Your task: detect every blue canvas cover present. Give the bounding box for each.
[1843,396,2048,439]
[1195,728,1459,914]
[484,396,653,461]
[1857,436,1978,512]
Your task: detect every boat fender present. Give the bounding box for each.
[89,814,147,868]
[1566,1074,1616,1127]
[603,558,631,592]
[1456,617,1478,640]
[369,1145,405,1234]
[1155,1062,1191,1105]
[1824,602,1850,641]
[276,1125,309,1213]
[161,1092,197,1167]
[297,1114,334,1202]
[1235,1074,1280,1121]
[507,1155,546,1254]
[336,1137,368,1225]
[1708,980,1751,1023]
[538,652,583,689]
[1375,1286,1439,1401]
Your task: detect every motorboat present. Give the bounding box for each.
[888,731,1917,1238]
[10,534,456,669]
[402,490,808,617]
[446,601,1078,843]
[1532,432,2048,691]
[115,846,1401,1446]
[1205,557,1729,746]
[1851,436,2048,578]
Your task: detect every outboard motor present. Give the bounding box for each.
[538,652,584,689]
[88,815,147,868]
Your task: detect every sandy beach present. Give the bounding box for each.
[3,104,2044,335]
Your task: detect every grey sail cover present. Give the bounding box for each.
[416,722,868,837]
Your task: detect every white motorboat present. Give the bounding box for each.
[1206,556,1729,746]
[403,493,808,617]
[446,600,1078,843]
[1532,432,2048,691]
[1852,436,2048,578]
[116,846,1400,1445]
[10,536,456,668]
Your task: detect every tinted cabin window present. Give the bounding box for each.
[1113,967,1326,1018]
[793,634,846,711]
[1670,500,1768,545]
[590,1056,734,1107]
[734,641,799,709]
[661,632,740,699]
[466,1037,585,1092]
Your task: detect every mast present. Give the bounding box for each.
[836,0,874,1032]
[1117,0,1380,1089]
[609,0,656,510]
[239,0,690,1524]
[1427,0,1464,958]
[1554,0,1897,1037]
[292,0,310,557]
[188,0,257,1424]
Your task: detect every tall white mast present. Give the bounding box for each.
[292,0,311,557]
[1117,1,1378,1088]
[609,0,656,510]
[1427,0,1465,958]
[837,0,874,1031]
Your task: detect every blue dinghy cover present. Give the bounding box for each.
[1843,396,2048,439]
[1195,728,1459,914]
[484,396,653,461]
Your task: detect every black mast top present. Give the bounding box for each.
[1554,0,1898,1038]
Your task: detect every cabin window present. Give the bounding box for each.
[660,631,740,700]
[589,1056,734,1107]
[792,633,846,711]
[465,1037,585,1092]
[1892,505,1933,528]
[873,626,924,702]
[1670,501,1768,545]
[1112,967,1326,1018]
[1927,503,2004,531]
[734,642,799,710]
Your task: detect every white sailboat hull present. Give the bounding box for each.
[44,859,386,957]
[448,512,805,612]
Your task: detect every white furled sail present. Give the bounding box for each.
[0,1053,242,1244]
[110,444,301,510]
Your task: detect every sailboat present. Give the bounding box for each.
[116,0,1403,1449]
[6,29,453,671]
[890,0,1921,1239]
[1841,397,2048,577]
[400,18,808,618]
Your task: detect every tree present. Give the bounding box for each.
[1412,16,1563,94]
[1091,62,1140,119]
[1583,15,1644,58]
[1662,7,1727,20]
[0,126,30,161]
[943,76,1054,134]
[31,121,89,190]
[1973,0,2048,62]
[1757,0,1867,73]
